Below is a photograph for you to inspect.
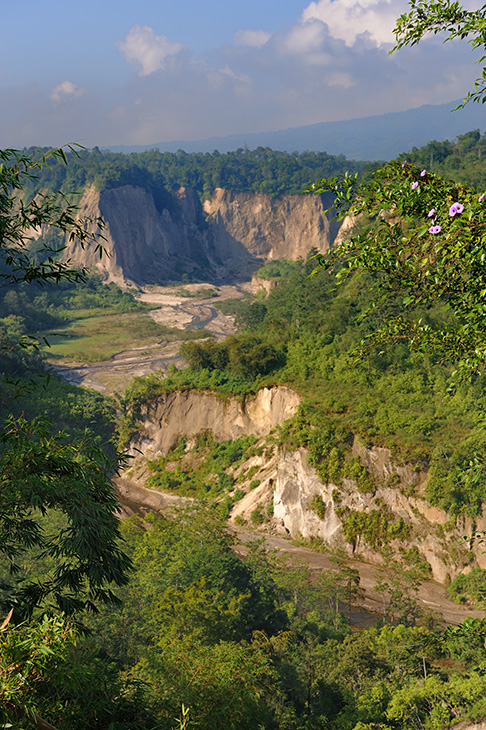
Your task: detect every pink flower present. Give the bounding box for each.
[420,169,426,177]
[412,181,419,190]
[449,202,464,216]
[401,161,407,168]
[429,225,441,234]
[479,193,485,202]
[427,209,435,217]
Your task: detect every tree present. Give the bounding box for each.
[0,147,130,619]
[317,553,361,629]
[392,0,486,108]
[0,146,104,289]
[311,162,486,381]
[0,147,133,727]
[309,1,486,384]
[0,416,131,619]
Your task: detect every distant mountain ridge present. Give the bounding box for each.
[107,100,486,161]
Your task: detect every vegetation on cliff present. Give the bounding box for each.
[19,145,375,203]
[121,248,486,521]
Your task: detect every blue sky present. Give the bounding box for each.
[1,0,484,148]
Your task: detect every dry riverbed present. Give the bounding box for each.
[115,479,483,628]
[49,282,255,394]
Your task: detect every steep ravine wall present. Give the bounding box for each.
[116,386,300,510]
[64,185,347,285]
[118,386,484,584]
[272,446,486,582]
[128,386,301,459]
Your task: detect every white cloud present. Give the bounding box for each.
[117,25,182,76]
[282,20,327,55]
[219,65,251,84]
[326,71,355,87]
[3,2,484,150]
[50,80,86,103]
[301,0,408,47]
[234,30,271,48]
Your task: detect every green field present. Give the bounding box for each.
[43,309,204,362]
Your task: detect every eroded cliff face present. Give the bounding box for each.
[64,185,343,285]
[128,386,301,459]
[272,442,486,582]
[118,386,484,585]
[203,188,339,263]
[116,386,300,511]
[65,185,219,286]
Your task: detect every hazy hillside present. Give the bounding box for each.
[107,100,486,160]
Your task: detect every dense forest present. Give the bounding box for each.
[3,130,486,728]
[21,145,375,202]
[22,130,486,207]
[398,129,486,190]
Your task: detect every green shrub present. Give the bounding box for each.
[341,509,411,549]
[449,568,486,605]
[310,494,327,520]
[250,507,264,526]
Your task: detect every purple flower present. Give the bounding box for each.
[420,169,426,177]
[401,160,407,168]
[479,193,485,202]
[427,208,435,217]
[429,225,441,234]
[449,202,464,216]
[412,181,419,190]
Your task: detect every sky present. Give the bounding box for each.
[1,0,484,148]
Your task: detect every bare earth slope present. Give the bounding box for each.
[116,384,486,626]
[64,185,345,285]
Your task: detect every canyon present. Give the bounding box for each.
[64,184,346,285]
[51,180,486,627]
[116,384,485,625]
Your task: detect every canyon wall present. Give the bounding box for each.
[120,386,485,584]
[64,185,345,285]
[128,386,301,459]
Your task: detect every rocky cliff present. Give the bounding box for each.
[203,188,339,262]
[64,185,344,285]
[119,386,485,585]
[271,444,486,583]
[127,386,301,459]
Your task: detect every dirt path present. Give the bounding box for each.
[115,479,483,628]
[49,282,255,393]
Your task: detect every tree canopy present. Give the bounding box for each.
[0,147,131,620]
[310,0,486,382]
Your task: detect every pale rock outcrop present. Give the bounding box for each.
[129,386,300,460]
[64,185,345,285]
[203,188,339,262]
[65,185,217,286]
[250,275,278,297]
[117,385,486,584]
[272,439,486,582]
[274,448,342,542]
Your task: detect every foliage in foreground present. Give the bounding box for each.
[35,505,486,730]
[309,161,486,383]
[0,146,133,727]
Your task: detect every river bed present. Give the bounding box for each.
[49,281,255,393]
